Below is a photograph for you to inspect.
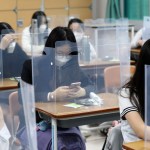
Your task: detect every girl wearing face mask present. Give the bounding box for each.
[18,27,96,138]
[68,18,97,61]
[22,11,51,56]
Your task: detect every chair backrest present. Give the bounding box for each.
[104,65,136,93]
[9,91,21,116]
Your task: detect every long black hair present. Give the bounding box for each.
[0,22,14,36]
[45,26,76,48]
[68,18,83,29]
[122,39,150,119]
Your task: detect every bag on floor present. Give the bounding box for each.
[18,124,86,150]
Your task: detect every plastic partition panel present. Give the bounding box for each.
[145,65,150,146]
[1,31,30,78]
[23,29,49,57]
[0,46,3,84]
[20,80,37,150]
[0,30,36,149]
[142,16,150,41]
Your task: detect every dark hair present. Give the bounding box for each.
[45,26,76,48]
[0,22,14,35]
[31,11,48,29]
[68,18,84,30]
[122,39,150,119]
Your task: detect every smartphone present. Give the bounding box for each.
[70,82,81,88]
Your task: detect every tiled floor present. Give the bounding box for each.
[86,132,106,150]
[80,125,106,150]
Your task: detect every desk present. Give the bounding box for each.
[123,140,150,150]
[36,93,119,150]
[0,78,18,90]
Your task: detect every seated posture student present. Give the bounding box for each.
[68,18,97,61]
[18,27,95,149]
[21,26,94,101]
[22,11,51,56]
[104,39,150,150]
[0,22,29,78]
[119,39,150,143]
[0,106,10,150]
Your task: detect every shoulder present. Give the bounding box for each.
[22,26,30,34]
[119,88,138,119]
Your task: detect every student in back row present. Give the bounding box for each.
[22,11,51,56]
[68,18,97,62]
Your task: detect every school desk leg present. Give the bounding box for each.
[52,118,57,150]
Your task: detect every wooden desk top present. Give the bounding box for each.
[35,93,119,119]
[80,60,120,68]
[123,140,150,150]
[0,78,18,90]
[80,60,135,68]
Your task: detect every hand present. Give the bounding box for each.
[68,86,86,99]
[137,39,144,46]
[51,86,71,101]
[0,34,16,50]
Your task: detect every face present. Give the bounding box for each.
[55,44,72,67]
[69,23,83,33]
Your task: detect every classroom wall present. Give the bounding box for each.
[0,0,93,31]
[92,0,107,19]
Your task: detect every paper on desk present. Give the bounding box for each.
[64,103,83,108]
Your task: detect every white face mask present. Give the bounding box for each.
[74,32,84,43]
[55,55,71,67]
[39,24,47,33]
[7,41,16,53]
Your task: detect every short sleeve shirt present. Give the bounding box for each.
[119,88,141,143]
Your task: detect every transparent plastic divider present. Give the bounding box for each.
[0,29,36,149]
[20,80,37,150]
[142,16,150,42]
[145,65,150,147]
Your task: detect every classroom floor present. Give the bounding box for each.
[86,133,105,150]
[82,127,106,150]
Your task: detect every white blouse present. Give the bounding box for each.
[119,88,141,143]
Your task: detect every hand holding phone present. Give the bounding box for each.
[69,82,81,89]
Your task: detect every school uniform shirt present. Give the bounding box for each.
[20,47,96,103]
[2,43,29,78]
[119,88,141,143]
[22,26,51,56]
[0,123,11,150]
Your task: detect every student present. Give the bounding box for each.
[119,39,150,143]
[0,106,10,150]
[0,22,29,79]
[17,26,94,149]
[103,40,150,149]
[68,18,97,61]
[22,11,51,56]
[19,26,95,128]
[131,28,145,48]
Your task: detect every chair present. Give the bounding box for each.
[9,91,21,146]
[104,65,136,93]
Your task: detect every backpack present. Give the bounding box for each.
[18,126,86,150]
